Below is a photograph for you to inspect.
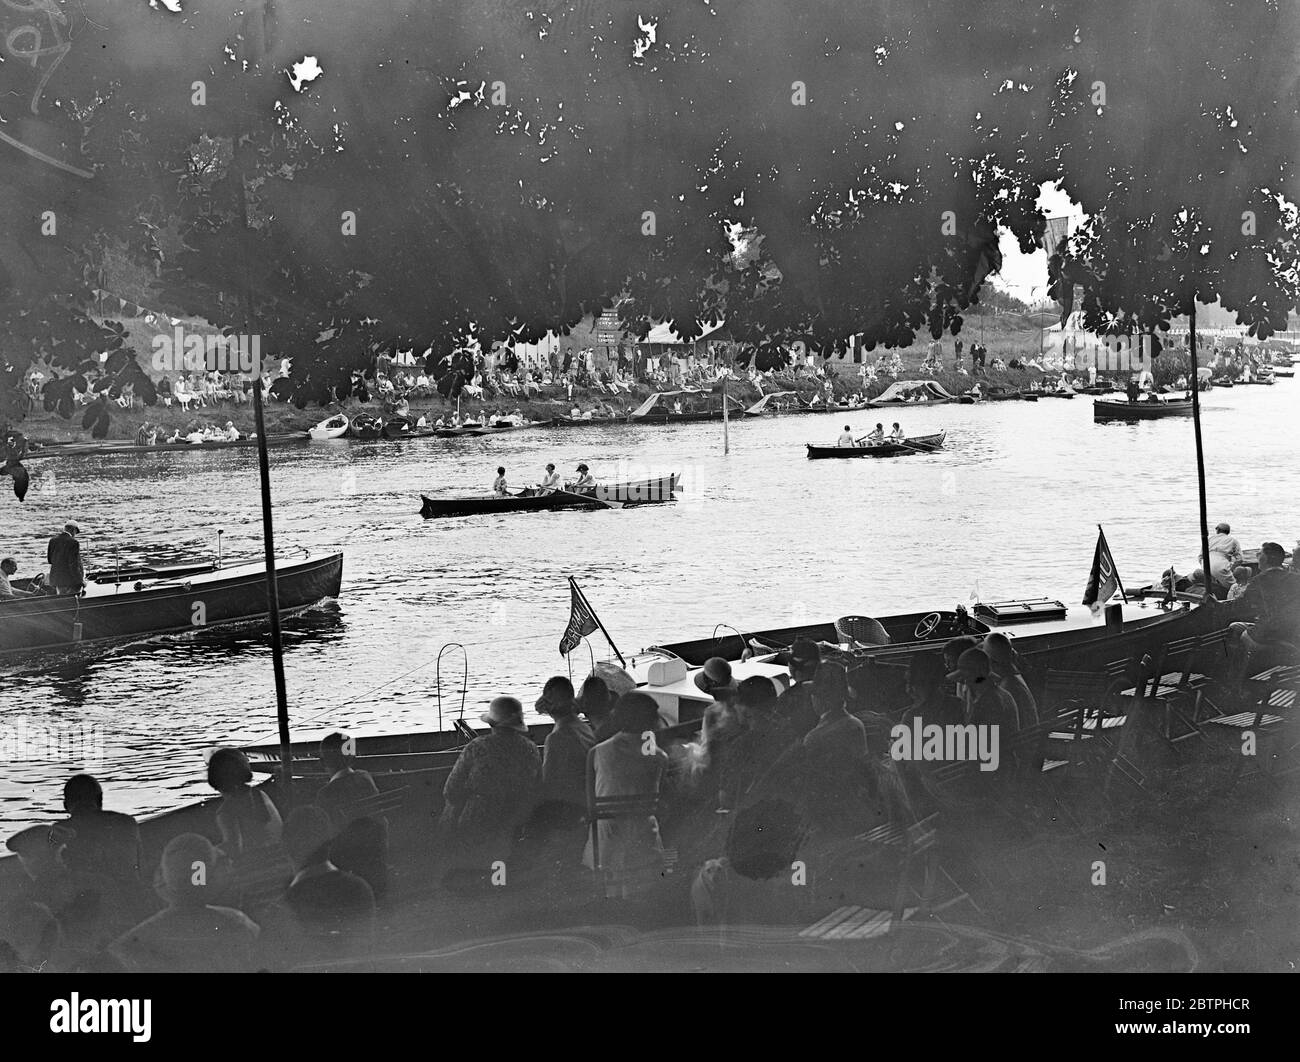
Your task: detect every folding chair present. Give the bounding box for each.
[1137,634,1219,747]
[1223,666,1300,783]
[1040,667,1127,770]
[805,811,980,938]
[585,754,668,898]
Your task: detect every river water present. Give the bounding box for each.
[1,384,1295,831]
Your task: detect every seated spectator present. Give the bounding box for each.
[282,808,375,941]
[948,648,1020,730]
[207,748,283,858]
[1227,565,1252,601]
[328,815,391,905]
[110,834,259,973]
[801,664,870,834]
[530,677,596,853]
[584,692,670,899]
[314,732,380,827]
[982,632,1039,726]
[437,696,541,879]
[691,798,808,927]
[577,675,617,742]
[776,638,822,742]
[59,775,141,886]
[899,652,964,728]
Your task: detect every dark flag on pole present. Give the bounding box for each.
[559,578,600,657]
[1082,526,1122,616]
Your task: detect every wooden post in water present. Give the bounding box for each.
[251,381,293,786]
[1188,302,1213,604]
[722,374,730,454]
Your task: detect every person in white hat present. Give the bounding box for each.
[438,697,540,880]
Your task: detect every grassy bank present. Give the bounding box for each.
[14,343,1105,444]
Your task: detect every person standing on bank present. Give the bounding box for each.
[47,522,85,596]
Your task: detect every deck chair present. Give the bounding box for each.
[1224,666,1300,783]
[835,615,891,649]
[806,811,979,937]
[1139,633,1224,747]
[1040,668,1128,771]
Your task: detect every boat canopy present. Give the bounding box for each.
[872,379,958,403]
[743,391,797,414]
[629,389,741,417]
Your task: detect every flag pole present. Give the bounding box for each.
[571,576,627,668]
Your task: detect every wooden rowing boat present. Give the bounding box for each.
[805,431,946,459]
[1093,397,1194,420]
[419,473,680,518]
[0,552,344,657]
[350,414,384,440]
[24,432,310,459]
[309,415,349,440]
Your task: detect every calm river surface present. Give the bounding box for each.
[2,384,1296,831]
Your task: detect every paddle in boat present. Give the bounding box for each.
[806,431,946,459]
[0,551,343,657]
[309,414,350,440]
[419,472,681,518]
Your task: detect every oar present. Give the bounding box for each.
[553,488,625,509]
[855,435,939,453]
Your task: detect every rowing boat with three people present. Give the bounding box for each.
[806,431,946,459]
[419,472,681,518]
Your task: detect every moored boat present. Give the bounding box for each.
[382,415,412,438]
[647,594,1233,693]
[806,431,946,459]
[350,413,384,440]
[866,380,957,407]
[309,414,350,440]
[628,390,744,423]
[24,432,310,460]
[1,551,344,657]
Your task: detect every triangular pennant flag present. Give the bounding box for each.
[1082,527,1121,616]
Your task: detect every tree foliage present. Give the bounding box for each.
[1,0,1297,423]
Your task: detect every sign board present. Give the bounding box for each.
[596,311,621,345]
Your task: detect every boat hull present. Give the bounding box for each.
[649,599,1236,698]
[25,433,310,459]
[806,432,945,459]
[0,553,344,657]
[1093,399,1194,420]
